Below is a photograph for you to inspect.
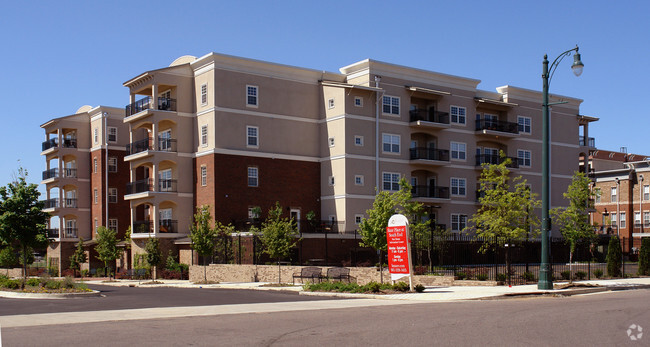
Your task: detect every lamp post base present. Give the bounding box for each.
[538,263,553,290]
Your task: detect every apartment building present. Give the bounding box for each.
[42,53,596,269]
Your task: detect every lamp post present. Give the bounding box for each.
[539,46,584,290]
[640,175,644,234]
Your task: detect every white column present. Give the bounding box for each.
[152,204,158,235]
[152,84,158,111]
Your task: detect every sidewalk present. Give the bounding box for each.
[81,277,650,302]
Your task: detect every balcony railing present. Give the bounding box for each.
[409,109,450,125]
[159,219,178,233]
[475,118,519,134]
[158,179,178,192]
[579,136,595,147]
[43,198,59,209]
[64,227,78,238]
[410,147,450,162]
[47,228,60,238]
[62,137,77,148]
[63,198,77,208]
[411,185,450,199]
[126,178,153,195]
[126,137,153,155]
[157,137,177,152]
[158,97,177,112]
[63,168,77,178]
[42,168,58,180]
[125,96,177,117]
[42,138,58,151]
[475,154,520,168]
[133,220,153,233]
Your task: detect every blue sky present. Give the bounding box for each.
[1,0,648,187]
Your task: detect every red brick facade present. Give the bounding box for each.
[90,148,131,240]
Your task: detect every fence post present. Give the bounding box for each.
[452,233,457,277]
[622,237,625,278]
[430,226,434,273]
[587,255,590,280]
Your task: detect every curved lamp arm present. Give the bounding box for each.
[546,45,584,87]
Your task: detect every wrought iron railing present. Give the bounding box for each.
[42,138,58,151]
[409,109,450,124]
[157,137,177,152]
[410,147,450,162]
[125,96,152,117]
[475,154,520,168]
[158,179,177,192]
[42,168,58,180]
[579,136,595,147]
[62,137,77,148]
[411,185,450,199]
[126,137,153,155]
[43,198,59,209]
[133,220,153,233]
[47,228,60,238]
[159,219,178,233]
[475,118,519,134]
[126,178,153,194]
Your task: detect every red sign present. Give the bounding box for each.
[386,225,410,275]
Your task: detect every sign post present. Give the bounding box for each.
[386,214,413,291]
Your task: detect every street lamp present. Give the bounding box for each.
[539,46,584,290]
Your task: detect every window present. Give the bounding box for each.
[635,212,641,226]
[328,137,335,147]
[451,214,468,231]
[94,219,98,233]
[108,127,117,142]
[611,213,617,227]
[382,96,400,115]
[355,214,364,225]
[382,134,400,154]
[517,150,532,167]
[620,212,626,228]
[248,167,258,187]
[451,178,467,196]
[450,142,466,160]
[108,157,118,172]
[450,106,466,125]
[159,169,172,192]
[93,157,98,173]
[383,172,400,191]
[108,219,118,232]
[93,189,98,204]
[644,185,649,201]
[200,165,207,186]
[93,128,98,144]
[246,85,258,107]
[355,175,364,186]
[201,84,207,105]
[644,212,650,226]
[247,126,259,148]
[248,207,261,219]
[354,135,364,146]
[517,116,531,134]
[328,98,335,109]
[354,97,363,107]
[201,125,208,147]
[159,129,172,151]
[108,188,117,203]
[595,188,601,203]
[328,176,335,186]
[611,186,617,202]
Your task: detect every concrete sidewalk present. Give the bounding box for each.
[81,277,650,302]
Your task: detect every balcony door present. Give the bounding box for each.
[159,208,173,232]
[159,129,172,151]
[290,209,301,232]
[159,169,172,192]
[429,178,436,197]
[65,219,77,238]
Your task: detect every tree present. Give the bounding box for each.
[260,202,299,283]
[466,153,540,280]
[0,168,49,285]
[606,236,622,277]
[95,226,122,279]
[638,238,650,276]
[0,246,17,276]
[69,238,87,278]
[189,205,217,283]
[551,171,596,282]
[145,237,162,280]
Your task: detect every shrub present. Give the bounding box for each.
[476,274,488,281]
[638,238,650,276]
[455,272,467,280]
[81,269,90,277]
[593,269,603,278]
[560,271,571,280]
[414,284,425,293]
[3,279,21,289]
[496,273,507,282]
[26,278,40,287]
[392,282,409,292]
[606,236,622,277]
[523,271,535,282]
[366,281,381,293]
[45,280,61,290]
[575,271,587,280]
[62,276,75,289]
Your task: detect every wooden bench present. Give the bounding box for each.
[326,267,354,283]
[292,266,323,284]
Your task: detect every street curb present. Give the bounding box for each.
[0,289,101,299]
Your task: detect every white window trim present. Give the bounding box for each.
[201,84,208,106]
[355,175,364,186]
[107,127,118,143]
[382,95,400,116]
[450,105,467,125]
[246,126,259,148]
[382,172,401,192]
[451,213,468,232]
[450,141,467,161]
[611,186,617,202]
[108,218,118,232]
[93,188,98,204]
[108,188,118,203]
[248,166,259,187]
[201,125,208,147]
[328,98,335,109]
[354,135,364,146]
[246,85,259,108]
[517,116,532,135]
[93,157,98,173]
[108,157,118,172]
[354,97,363,107]
[517,149,532,168]
[328,137,335,148]
[328,176,335,186]
[620,212,626,228]
[382,133,401,155]
[644,185,649,201]
[450,177,467,197]
[355,214,364,225]
[93,128,99,144]
[200,165,207,187]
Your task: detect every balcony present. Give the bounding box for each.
[42,138,58,151]
[127,179,153,195]
[63,198,77,208]
[410,147,450,163]
[159,219,178,233]
[579,136,595,147]
[133,220,153,233]
[125,96,177,117]
[475,118,519,136]
[42,168,58,180]
[126,138,153,155]
[158,137,177,152]
[409,109,450,126]
[411,185,450,199]
[62,138,77,148]
[158,179,178,192]
[475,154,519,168]
[64,227,78,238]
[47,228,60,238]
[62,168,77,178]
[43,198,59,209]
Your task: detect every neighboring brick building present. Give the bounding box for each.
[42,52,597,270]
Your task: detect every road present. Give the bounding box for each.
[1,287,649,346]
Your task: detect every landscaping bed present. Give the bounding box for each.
[303,281,425,294]
[0,275,92,293]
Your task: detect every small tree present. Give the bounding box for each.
[606,236,622,277]
[638,238,650,276]
[466,153,540,281]
[0,246,17,276]
[0,168,49,285]
[260,202,299,283]
[145,237,162,280]
[189,205,217,283]
[69,238,87,278]
[95,226,122,279]
[551,172,596,282]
